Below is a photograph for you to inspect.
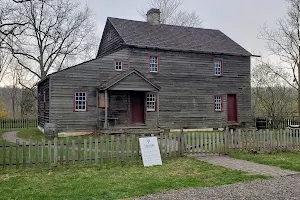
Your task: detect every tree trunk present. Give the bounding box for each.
[298,62,300,124]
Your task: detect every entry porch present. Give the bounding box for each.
[97,69,160,131]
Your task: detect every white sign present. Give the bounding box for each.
[139,137,162,167]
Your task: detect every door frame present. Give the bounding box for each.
[227,93,238,123]
[130,91,146,124]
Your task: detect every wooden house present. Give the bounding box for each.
[37,8,254,133]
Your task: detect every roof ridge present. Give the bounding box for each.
[107,17,252,57]
[107,17,221,32]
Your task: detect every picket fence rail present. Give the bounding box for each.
[186,128,300,154]
[2,128,300,170]
[1,133,185,169]
[0,119,38,129]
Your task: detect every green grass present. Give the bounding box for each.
[230,151,300,172]
[0,157,267,200]
[17,128,45,142]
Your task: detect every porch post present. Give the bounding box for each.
[157,91,160,127]
[104,90,108,129]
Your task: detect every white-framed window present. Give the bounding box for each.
[146,94,156,111]
[149,56,159,72]
[74,91,87,112]
[107,30,112,41]
[115,61,122,71]
[214,60,222,76]
[214,95,222,111]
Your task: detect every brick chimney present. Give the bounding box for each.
[146,8,161,25]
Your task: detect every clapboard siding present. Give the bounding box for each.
[96,20,124,58]
[128,48,251,128]
[110,73,157,91]
[49,49,130,131]
[43,45,250,131]
[37,78,50,128]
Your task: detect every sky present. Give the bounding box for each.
[0,0,289,87]
[85,0,288,59]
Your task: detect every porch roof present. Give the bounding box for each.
[98,69,160,91]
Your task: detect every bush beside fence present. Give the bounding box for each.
[0,119,38,129]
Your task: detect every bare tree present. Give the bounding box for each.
[0,49,12,83]
[139,0,202,27]
[260,0,300,121]
[252,64,297,128]
[4,0,97,85]
[0,0,31,48]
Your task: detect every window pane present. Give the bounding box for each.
[75,92,87,111]
[214,96,222,111]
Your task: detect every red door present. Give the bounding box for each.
[227,94,238,122]
[131,92,145,124]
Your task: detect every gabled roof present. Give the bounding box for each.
[98,69,160,91]
[107,17,252,57]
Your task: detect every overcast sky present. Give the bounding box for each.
[86,0,287,59]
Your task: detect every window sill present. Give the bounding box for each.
[147,110,156,112]
[74,110,87,112]
[214,110,222,112]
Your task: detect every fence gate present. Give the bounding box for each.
[184,132,226,155]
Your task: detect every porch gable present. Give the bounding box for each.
[99,69,160,92]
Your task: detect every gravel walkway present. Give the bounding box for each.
[189,155,299,177]
[138,174,300,200]
[2,131,29,144]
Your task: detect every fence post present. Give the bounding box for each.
[111,135,114,162]
[89,137,93,164]
[42,139,45,165]
[22,141,26,168]
[84,139,87,164]
[66,138,70,166]
[16,139,20,169]
[2,140,6,169]
[9,143,13,167]
[48,140,52,167]
[78,137,81,164]
[224,128,228,154]
[95,138,98,164]
[29,140,32,168]
[60,140,64,166]
[72,140,75,165]
[35,142,39,167]
[54,138,58,167]
[121,134,125,162]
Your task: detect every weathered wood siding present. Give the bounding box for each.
[37,78,50,128]
[96,20,124,58]
[49,49,130,131]
[128,48,251,128]
[110,73,157,91]
[49,49,158,131]
[45,45,250,131]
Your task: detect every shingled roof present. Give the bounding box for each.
[108,17,252,57]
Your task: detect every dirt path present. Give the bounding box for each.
[189,155,299,177]
[138,174,300,200]
[2,131,29,144]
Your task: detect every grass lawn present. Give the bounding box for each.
[230,151,300,172]
[17,128,45,142]
[0,157,267,200]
